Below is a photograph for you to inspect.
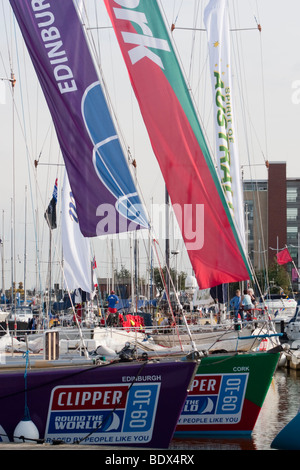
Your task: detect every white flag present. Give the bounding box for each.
[204,0,245,249]
[62,170,92,293]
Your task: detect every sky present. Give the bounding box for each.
[0,0,300,294]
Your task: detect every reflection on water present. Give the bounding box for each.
[170,368,300,450]
[252,368,300,450]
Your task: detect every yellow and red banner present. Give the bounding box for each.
[204,0,245,249]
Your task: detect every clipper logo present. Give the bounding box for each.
[45,383,160,445]
[112,0,171,68]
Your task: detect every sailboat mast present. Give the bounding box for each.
[48,226,52,317]
[130,233,134,312]
[1,211,4,304]
[10,199,13,307]
[11,72,16,310]
[24,185,27,304]
[165,187,170,297]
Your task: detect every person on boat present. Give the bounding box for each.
[160,315,170,333]
[106,290,119,326]
[73,303,82,324]
[242,289,254,312]
[248,288,257,306]
[229,289,242,319]
[107,290,119,314]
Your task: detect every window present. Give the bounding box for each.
[290,246,298,259]
[287,226,298,241]
[287,187,297,202]
[287,208,298,221]
[245,201,254,220]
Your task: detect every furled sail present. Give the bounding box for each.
[9,0,148,237]
[204,0,246,250]
[62,171,92,293]
[104,0,251,288]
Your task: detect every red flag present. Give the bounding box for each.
[276,248,292,265]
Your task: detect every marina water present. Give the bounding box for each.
[171,367,300,450]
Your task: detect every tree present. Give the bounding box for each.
[114,265,131,280]
[267,262,291,294]
[153,267,187,294]
[256,262,291,295]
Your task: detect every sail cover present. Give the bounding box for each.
[10,0,148,237]
[104,0,251,288]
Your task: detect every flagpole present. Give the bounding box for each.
[291,260,300,280]
[279,245,300,282]
[48,225,52,320]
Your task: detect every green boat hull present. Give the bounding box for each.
[175,350,280,436]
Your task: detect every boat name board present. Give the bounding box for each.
[178,373,248,427]
[45,382,161,445]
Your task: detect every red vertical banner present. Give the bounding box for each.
[104,0,251,288]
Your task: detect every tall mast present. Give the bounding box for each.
[1,211,5,305]
[165,187,170,298]
[11,73,16,309]
[24,185,27,304]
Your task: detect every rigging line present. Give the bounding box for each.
[152,238,184,351]
[187,0,201,84]
[247,179,269,276]
[166,0,184,28]
[241,111,268,163]
[93,0,102,64]
[0,360,119,403]
[77,4,122,139]
[33,121,54,167]
[5,24,59,297]
[158,0,216,165]
[229,5,269,288]
[241,4,267,162]
[12,16,45,295]
[230,8,252,161]
[20,41,34,160]
[79,5,143,201]
[231,6,267,165]
[86,26,113,30]
[1,2,13,73]
[257,19,268,163]
[173,26,260,32]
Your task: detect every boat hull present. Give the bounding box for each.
[175,350,280,436]
[271,412,300,450]
[0,359,196,448]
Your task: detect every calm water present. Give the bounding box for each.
[170,367,300,451]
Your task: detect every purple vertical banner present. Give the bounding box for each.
[292,268,298,282]
[10,0,148,237]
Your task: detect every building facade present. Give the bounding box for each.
[243,162,300,289]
